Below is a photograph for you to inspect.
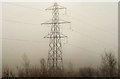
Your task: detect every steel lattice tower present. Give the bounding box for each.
[41,3,70,73]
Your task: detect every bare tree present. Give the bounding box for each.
[40,58,47,77]
[79,67,97,77]
[66,62,75,77]
[2,65,14,77]
[99,50,117,77]
[22,53,30,76]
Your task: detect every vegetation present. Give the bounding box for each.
[2,51,118,77]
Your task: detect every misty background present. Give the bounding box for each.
[2,2,118,71]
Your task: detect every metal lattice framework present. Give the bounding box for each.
[41,3,70,73]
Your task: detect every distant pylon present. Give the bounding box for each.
[41,3,70,73]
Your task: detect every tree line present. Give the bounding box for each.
[2,50,119,77]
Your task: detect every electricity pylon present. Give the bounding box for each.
[41,3,70,73]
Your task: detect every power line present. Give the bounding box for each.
[63,42,98,55]
[3,3,116,36]
[70,28,117,48]
[4,2,43,12]
[2,3,117,55]
[2,3,117,49]
[65,14,116,35]
[1,38,48,43]
[60,24,116,48]
[2,18,41,25]
[3,3,47,21]
[2,18,116,48]
[4,2,117,36]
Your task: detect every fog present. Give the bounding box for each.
[2,2,118,71]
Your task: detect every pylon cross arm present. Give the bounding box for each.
[41,19,70,25]
[45,3,66,10]
[44,32,67,38]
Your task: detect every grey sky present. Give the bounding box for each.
[2,2,118,71]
